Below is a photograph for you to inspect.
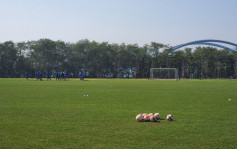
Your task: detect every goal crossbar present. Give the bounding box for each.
[150,68,179,80]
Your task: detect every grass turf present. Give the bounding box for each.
[0,78,236,148]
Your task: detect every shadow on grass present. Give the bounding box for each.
[136,119,177,123]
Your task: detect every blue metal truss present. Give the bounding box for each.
[172,39,237,51]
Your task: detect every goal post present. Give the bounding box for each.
[150,68,179,80]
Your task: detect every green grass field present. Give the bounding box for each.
[0,78,236,149]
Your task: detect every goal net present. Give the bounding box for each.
[150,68,179,80]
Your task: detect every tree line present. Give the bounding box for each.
[0,39,237,79]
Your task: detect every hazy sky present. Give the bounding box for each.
[1,0,237,46]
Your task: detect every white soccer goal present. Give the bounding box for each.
[150,68,179,80]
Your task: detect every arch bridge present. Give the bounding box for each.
[172,39,237,52]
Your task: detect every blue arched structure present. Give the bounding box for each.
[172,39,237,52]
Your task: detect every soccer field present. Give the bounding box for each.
[0,78,236,149]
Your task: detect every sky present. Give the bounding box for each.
[0,0,237,46]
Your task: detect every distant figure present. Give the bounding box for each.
[79,72,84,80]
[35,71,39,81]
[56,71,60,81]
[47,72,51,81]
[65,71,69,81]
[39,71,43,81]
[58,72,61,81]
[55,72,58,81]
[61,71,65,81]
[25,72,29,80]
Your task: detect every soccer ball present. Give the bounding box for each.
[149,115,156,122]
[143,113,150,122]
[154,113,160,120]
[148,113,154,117]
[166,114,173,121]
[136,114,143,122]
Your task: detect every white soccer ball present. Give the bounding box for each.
[143,113,150,122]
[136,114,143,122]
[166,114,173,121]
[148,113,154,117]
[154,113,161,120]
[149,115,156,122]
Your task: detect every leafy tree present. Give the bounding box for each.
[0,41,18,77]
[0,39,236,79]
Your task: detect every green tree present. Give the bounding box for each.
[0,41,18,77]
